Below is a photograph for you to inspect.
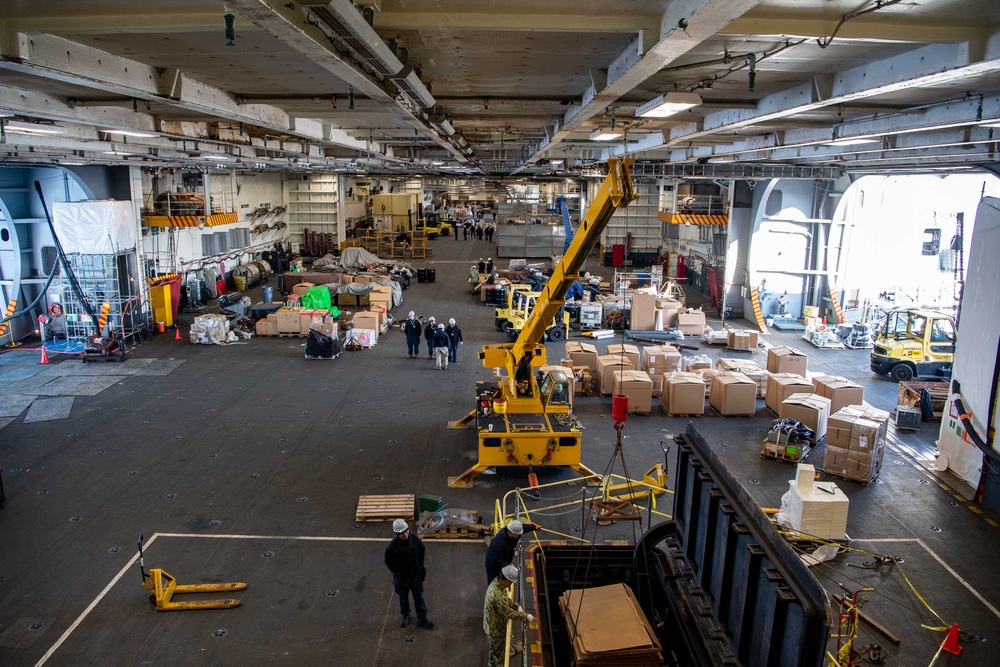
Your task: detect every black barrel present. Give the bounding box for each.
[417,268,427,283]
[426,268,436,283]
[485,286,497,305]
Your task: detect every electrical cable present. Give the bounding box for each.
[0,262,59,329]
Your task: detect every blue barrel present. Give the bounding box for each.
[262,286,274,304]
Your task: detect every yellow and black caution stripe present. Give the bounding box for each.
[829,286,846,324]
[0,298,17,337]
[149,273,179,286]
[658,212,728,225]
[144,212,240,228]
[97,302,111,333]
[750,288,768,333]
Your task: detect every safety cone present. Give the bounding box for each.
[822,316,827,325]
[174,326,182,341]
[39,346,49,364]
[942,622,962,655]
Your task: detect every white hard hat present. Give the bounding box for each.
[507,520,524,535]
[449,318,456,325]
[392,519,409,533]
[408,311,415,318]
[428,316,436,321]
[502,565,519,582]
[438,323,445,330]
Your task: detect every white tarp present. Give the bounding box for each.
[937,197,1000,487]
[52,200,137,253]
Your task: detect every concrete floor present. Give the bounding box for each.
[1,233,998,666]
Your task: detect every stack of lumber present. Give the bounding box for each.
[558,583,661,665]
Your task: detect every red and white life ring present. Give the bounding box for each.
[48,303,63,317]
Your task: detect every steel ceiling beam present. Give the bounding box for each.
[225,0,471,166]
[513,0,761,173]
[668,41,1000,145]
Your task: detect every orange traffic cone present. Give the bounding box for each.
[39,346,49,364]
[822,316,827,325]
[174,326,182,341]
[942,622,962,655]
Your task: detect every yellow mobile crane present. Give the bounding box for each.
[447,160,637,487]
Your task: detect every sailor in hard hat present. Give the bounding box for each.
[383,519,434,630]
[484,565,533,666]
[423,316,437,359]
[402,311,422,358]
[484,519,540,584]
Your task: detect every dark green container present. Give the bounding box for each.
[419,494,444,513]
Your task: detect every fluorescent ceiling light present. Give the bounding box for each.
[590,128,623,141]
[981,120,1000,128]
[822,137,881,147]
[550,159,564,165]
[103,151,134,156]
[431,160,444,165]
[200,153,233,161]
[636,92,702,119]
[60,162,86,166]
[101,128,157,138]
[4,120,67,135]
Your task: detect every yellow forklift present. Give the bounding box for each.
[448,160,637,487]
[504,290,569,342]
[870,307,955,381]
[493,283,533,332]
[418,211,452,238]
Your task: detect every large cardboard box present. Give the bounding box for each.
[827,412,856,448]
[676,309,707,335]
[336,293,359,307]
[710,372,757,415]
[727,329,759,350]
[276,307,302,334]
[642,345,681,374]
[264,320,279,336]
[765,373,814,413]
[629,292,657,330]
[849,418,880,452]
[824,445,851,478]
[298,308,319,335]
[255,319,268,336]
[566,341,599,375]
[596,355,633,395]
[779,393,831,443]
[607,343,640,368]
[352,312,380,339]
[292,281,315,297]
[612,370,653,414]
[662,373,706,415]
[766,346,808,375]
[812,375,865,413]
[309,321,337,338]
[370,293,392,311]
[716,358,768,397]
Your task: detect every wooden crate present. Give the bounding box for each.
[897,381,948,421]
[355,494,415,522]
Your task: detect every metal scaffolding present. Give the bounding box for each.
[60,251,147,350]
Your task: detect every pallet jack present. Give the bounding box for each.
[138,536,246,611]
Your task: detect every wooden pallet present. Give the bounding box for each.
[421,524,489,540]
[659,404,704,418]
[760,441,812,463]
[710,406,754,418]
[305,353,341,360]
[355,494,415,522]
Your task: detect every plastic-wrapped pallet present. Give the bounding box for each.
[189,314,236,345]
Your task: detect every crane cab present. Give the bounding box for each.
[539,369,572,411]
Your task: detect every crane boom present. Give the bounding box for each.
[448,160,637,488]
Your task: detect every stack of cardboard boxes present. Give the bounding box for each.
[783,464,850,540]
[641,345,681,397]
[627,292,683,331]
[256,306,338,338]
[824,404,890,483]
[676,309,707,335]
[563,341,599,395]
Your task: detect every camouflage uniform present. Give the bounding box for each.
[483,577,527,667]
